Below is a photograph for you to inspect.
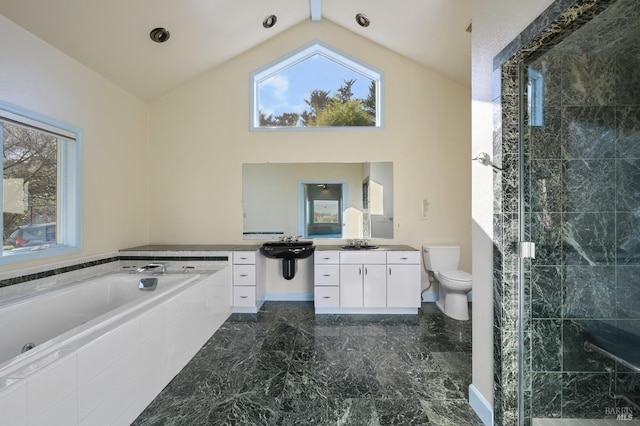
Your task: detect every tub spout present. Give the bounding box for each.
[137,263,167,274]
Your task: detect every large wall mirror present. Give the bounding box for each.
[242,162,393,240]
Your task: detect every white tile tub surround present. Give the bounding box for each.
[0,268,231,426]
[119,250,230,274]
[0,252,121,304]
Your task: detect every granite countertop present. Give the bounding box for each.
[315,244,418,251]
[121,244,261,252]
[121,244,418,252]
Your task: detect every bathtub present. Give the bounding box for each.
[0,269,231,426]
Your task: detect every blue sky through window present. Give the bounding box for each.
[258,54,373,118]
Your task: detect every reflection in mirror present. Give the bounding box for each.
[242,162,393,240]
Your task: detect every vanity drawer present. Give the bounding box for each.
[340,251,386,265]
[233,285,256,307]
[314,251,340,264]
[314,286,340,308]
[386,251,420,264]
[233,265,256,285]
[233,251,256,264]
[314,265,340,286]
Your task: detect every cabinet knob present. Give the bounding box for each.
[400,257,408,260]
[323,274,331,277]
[323,296,331,299]
[240,274,248,277]
[240,296,248,299]
[389,267,392,275]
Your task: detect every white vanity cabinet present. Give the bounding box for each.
[339,251,387,308]
[232,251,264,313]
[386,251,421,308]
[313,251,340,308]
[314,248,421,314]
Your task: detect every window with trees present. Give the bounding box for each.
[1,102,82,264]
[251,41,383,129]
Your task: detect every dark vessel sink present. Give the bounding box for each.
[260,241,315,259]
[260,241,315,280]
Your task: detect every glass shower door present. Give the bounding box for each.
[522,9,640,422]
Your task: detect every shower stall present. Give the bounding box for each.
[493,0,640,424]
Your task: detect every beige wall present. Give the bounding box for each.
[0,16,149,273]
[471,0,555,407]
[149,19,472,271]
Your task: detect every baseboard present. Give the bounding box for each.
[265,292,314,301]
[469,384,494,426]
[315,307,418,315]
[421,291,438,302]
[421,291,473,302]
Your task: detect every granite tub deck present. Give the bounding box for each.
[133,301,481,426]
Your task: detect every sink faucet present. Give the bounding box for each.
[349,239,368,248]
[279,235,301,243]
[136,263,167,274]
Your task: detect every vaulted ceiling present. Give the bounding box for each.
[0,0,471,101]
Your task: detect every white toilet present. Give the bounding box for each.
[422,245,472,321]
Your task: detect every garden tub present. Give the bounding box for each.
[0,269,231,425]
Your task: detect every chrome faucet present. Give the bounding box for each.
[136,263,167,274]
[279,235,301,243]
[349,239,368,248]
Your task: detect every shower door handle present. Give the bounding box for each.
[518,242,536,259]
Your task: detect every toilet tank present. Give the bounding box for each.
[422,245,460,271]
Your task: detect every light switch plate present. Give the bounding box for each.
[421,199,429,219]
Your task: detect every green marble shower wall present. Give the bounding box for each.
[493,0,640,423]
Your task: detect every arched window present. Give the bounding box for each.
[251,41,383,130]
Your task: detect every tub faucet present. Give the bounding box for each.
[137,263,167,274]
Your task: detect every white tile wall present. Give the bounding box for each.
[31,390,77,426]
[78,366,113,421]
[26,351,76,422]
[79,396,114,426]
[0,379,27,425]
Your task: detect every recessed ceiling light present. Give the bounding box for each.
[263,15,277,29]
[355,13,370,27]
[149,27,170,43]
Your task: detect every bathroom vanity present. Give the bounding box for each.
[313,246,421,314]
[120,244,421,315]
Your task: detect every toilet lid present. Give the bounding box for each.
[439,270,472,282]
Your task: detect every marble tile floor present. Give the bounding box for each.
[133,302,482,425]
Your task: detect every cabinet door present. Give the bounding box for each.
[339,264,363,307]
[363,264,387,307]
[386,264,421,308]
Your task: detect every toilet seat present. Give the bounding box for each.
[438,270,472,283]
